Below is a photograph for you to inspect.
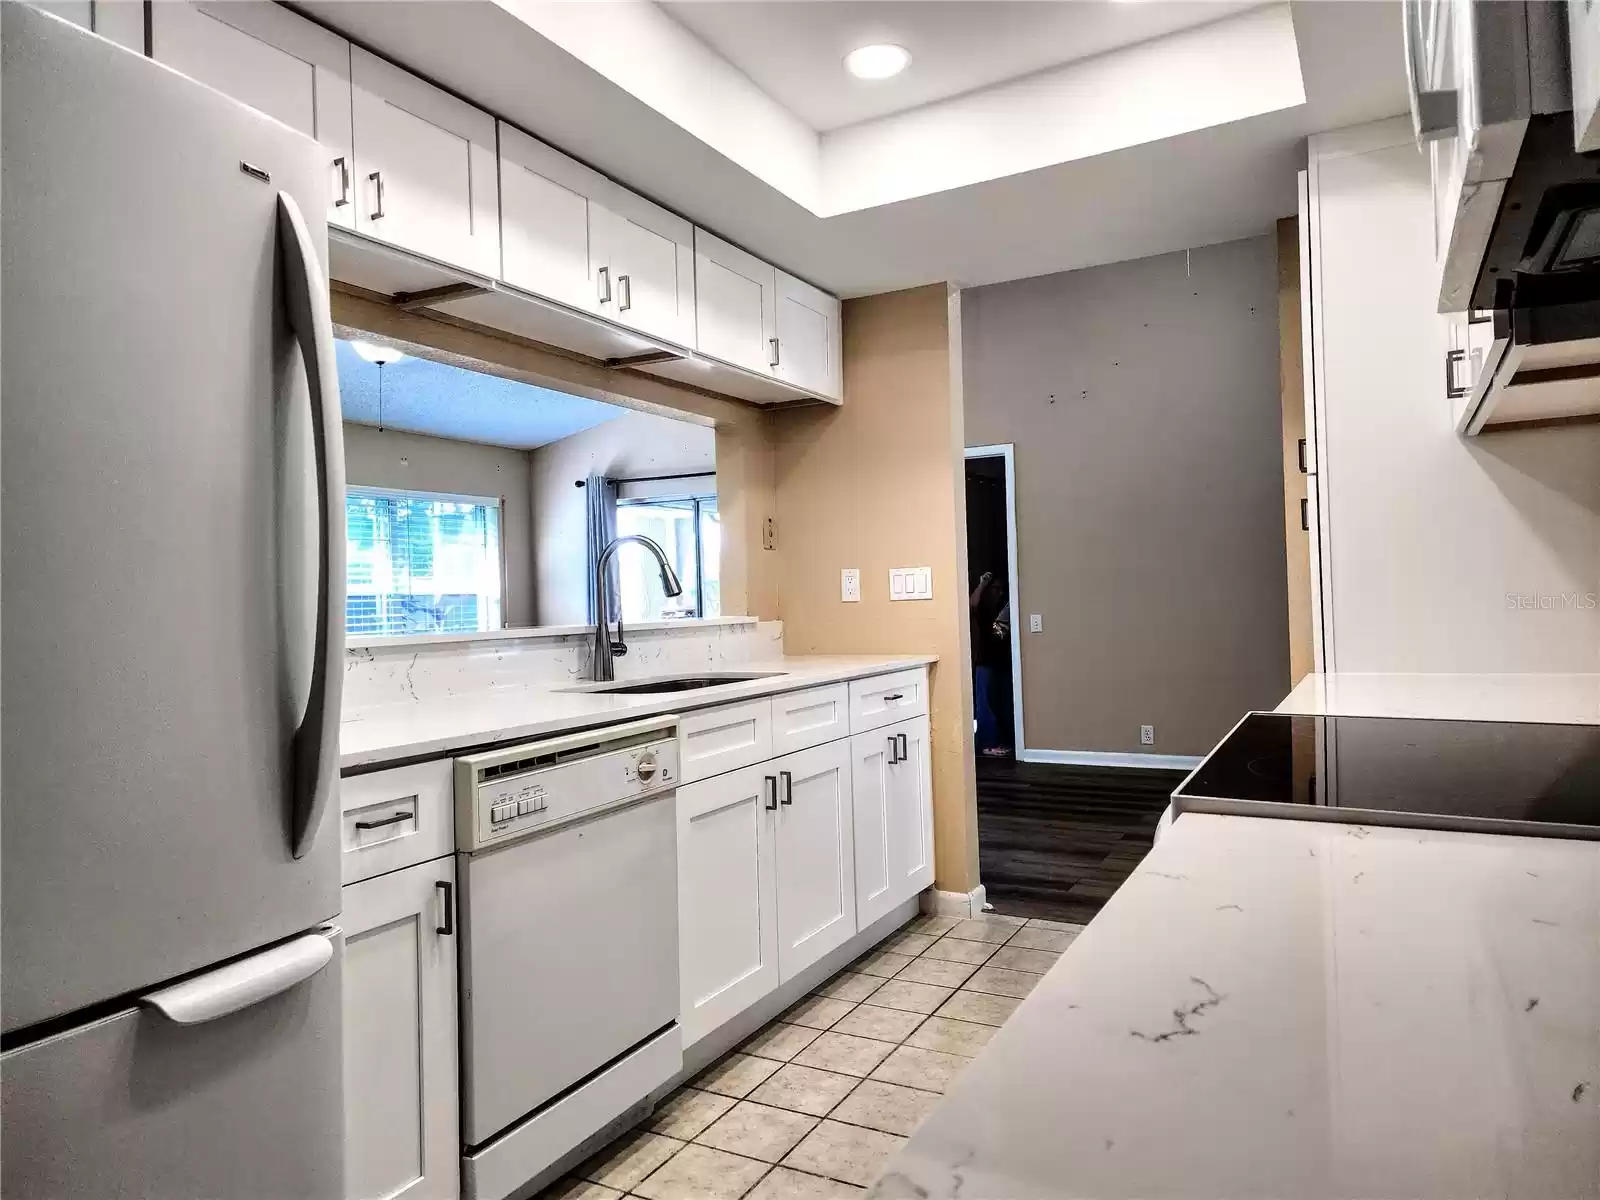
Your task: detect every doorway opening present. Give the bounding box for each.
[964,445,1024,761]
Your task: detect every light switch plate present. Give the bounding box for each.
[1028,613,1043,633]
[841,568,861,602]
[889,567,933,601]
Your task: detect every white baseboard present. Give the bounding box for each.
[922,885,988,918]
[1017,748,1203,771]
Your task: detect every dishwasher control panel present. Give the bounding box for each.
[454,716,680,852]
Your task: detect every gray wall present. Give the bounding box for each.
[529,410,716,625]
[342,423,536,627]
[962,235,1289,757]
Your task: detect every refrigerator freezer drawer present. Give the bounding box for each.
[1,930,344,1200]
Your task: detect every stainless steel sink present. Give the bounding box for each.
[563,672,786,696]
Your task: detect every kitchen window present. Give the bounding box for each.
[345,486,504,637]
[615,495,720,621]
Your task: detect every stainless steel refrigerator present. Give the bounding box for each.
[2,7,348,1195]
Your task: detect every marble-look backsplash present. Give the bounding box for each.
[343,619,785,714]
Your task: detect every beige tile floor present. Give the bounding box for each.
[543,913,1084,1200]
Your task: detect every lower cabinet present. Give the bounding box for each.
[773,739,856,980]
[851,717,935,930]
[677,764,779,1047]
[342,856,460,1200]
[678,739,857,1045]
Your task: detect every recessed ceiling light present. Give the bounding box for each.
[350,339,406,366]
[844,44,910,81]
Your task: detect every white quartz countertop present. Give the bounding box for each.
[1278,672,1600,724]
[339,655,936,770]
[871,813,1600,1200]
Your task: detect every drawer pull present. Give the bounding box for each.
[353,810,413,831]
[882,693,905,702]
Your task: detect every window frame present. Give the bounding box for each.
[345,483,508,637]
[615,492,718,620]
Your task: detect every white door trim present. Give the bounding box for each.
[964,444,1027,758]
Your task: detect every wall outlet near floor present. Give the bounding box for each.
[1140,725,1155,746]
[889,567,933,600]
[841,568,861,602]
[1028,613,1043,633]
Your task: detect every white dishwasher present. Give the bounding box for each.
[454,715,682,1200]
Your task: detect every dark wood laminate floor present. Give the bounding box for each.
[976,758,1187,924]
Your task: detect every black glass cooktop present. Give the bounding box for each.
[1173,713,1600,836]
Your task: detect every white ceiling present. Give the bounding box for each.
[300,1,1409,297]
[661,0,1264,131]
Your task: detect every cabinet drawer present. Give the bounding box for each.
[678,698,773,784]
[770,684,850,756]
[339,760,453,884]
[849,669,929,734]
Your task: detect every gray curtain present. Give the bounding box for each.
[584,474,619,625]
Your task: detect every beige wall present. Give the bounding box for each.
[529,410,716,626]
[342,422,536,626]
[771,285,979,894]
[962,236,1290,757]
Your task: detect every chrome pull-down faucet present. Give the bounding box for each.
[591,535,683,681]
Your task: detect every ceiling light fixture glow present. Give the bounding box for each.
[350,339,406,366]
[844,44,910,81]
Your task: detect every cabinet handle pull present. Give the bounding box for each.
[764,775,777,811]
[888,735,900,765]
[618,273,632,312]
[368,170,385,221]
[435,880,454,936]
[769,337,780,368]
[1296,438,1307,474]
[898,732,908,760]
[1300,498,1310,532]
[353,810,412,830]
[780,770,793,806]
[332,156,351,208]
[597,266,611,304]
[882,693,904,702]
[1444,348,1467,399]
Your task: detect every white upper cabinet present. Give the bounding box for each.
[350,47,498,276]
[151,1,354,227]
[603,192,695,348]
[774,270,842,400]
[694,228,778,375]
[498,124,694,346]
[498,122,607,315]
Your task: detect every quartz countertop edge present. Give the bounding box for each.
[339,654,938,770]
[868,812,1600,1200]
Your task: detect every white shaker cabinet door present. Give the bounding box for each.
[774,270,842,400]
[498,122,606,314]
[350,48,499,276]
[342,857,459,1200]
[888,716,935,899]
[693,228,777,374]
[678,764,779,1046]
[604,193,695,347]
[849,727,897,929]
[773,739,857,981]
[151,1,354,227]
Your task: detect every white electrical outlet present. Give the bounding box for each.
[1140,725,1155,746]
[1028,613,1043,633]
[841,568,861,602]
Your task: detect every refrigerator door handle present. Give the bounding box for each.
[140,932,334,1025]
[277,193,347,860]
